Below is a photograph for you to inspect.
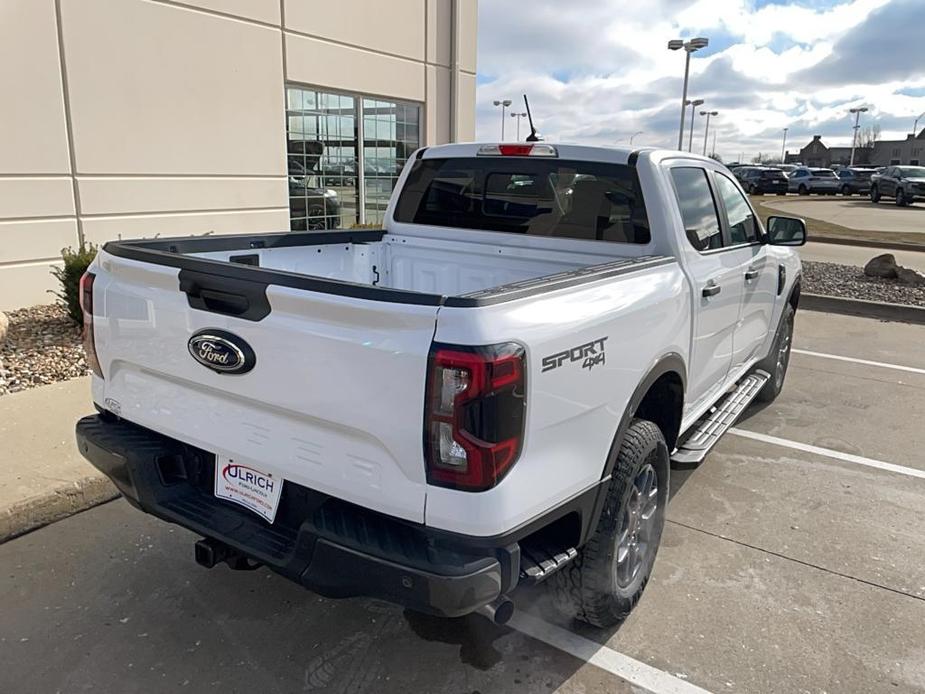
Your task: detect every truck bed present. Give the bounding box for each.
[104,229,670,308]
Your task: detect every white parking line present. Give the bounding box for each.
[509,612,712,694]
[729,428,925,481]
[792,348,925,376]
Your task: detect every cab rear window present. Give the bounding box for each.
[394,157,651,244]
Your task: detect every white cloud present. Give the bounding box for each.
[475,0,924,161]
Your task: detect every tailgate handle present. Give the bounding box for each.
[178,270,271,321]
[189,285,250,315]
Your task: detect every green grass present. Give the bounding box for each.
[748,195,925,248]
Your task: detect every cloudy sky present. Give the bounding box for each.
[474,0,925,161]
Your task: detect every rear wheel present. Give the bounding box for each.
[550,419,669,628]
[755,304,794,404]
[798,184,808,195]
[841,185,852,196]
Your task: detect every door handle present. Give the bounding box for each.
[745,268,760,281]
[702,283,721,298]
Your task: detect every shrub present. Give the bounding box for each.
[50,243,98,325]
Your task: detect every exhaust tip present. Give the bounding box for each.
[477,596,515,625]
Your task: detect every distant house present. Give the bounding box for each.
[799,135,831,167]
[870,129,925,166]
[786,129,925,169]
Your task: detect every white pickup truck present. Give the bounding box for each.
[76,143,805,627]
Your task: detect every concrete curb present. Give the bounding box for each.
[0,475,118,544]
[802,293,925,324]
[810,236,925,253]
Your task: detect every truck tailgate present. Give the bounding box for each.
[91,252,438,523]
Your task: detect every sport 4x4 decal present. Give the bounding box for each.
[541,337,608,373]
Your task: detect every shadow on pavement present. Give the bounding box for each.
[0,499,635,694]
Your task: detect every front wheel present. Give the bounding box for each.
[841,185,852,196]
[798,185,808,195]
[870,186,880,203]
[755,304,795,403]
[896,188,907,207]
[550,419,669,628]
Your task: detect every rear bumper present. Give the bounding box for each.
[75,414,515,618]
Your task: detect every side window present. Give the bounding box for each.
[715,173,759,244]
[669,167,723,252]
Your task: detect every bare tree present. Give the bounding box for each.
[751,152,766,164]
[708,152,724,163]
[855,124,881,165]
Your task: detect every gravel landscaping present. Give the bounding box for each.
[803,260,925,307]
[0,305,88,397]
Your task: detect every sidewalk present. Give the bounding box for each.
[0,377,117,542]
[799,241,925,271]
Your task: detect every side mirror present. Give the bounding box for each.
[766,215,807,246]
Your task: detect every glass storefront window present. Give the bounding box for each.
[286,86,420,230]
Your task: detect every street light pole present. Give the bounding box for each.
[668,37,709,151]
[493,99,512,140]
[510,112,527,140]
[914,111,925,136]
[780,127,788,164]
[686,99,704,152]
[849,106,869,166]
[700,110,717,156]
[629,130,644,145]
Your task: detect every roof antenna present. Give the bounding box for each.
[523,94,542,142]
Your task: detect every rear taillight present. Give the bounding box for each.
[79,271,103,378]
[424,342,526,491]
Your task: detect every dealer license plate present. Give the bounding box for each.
[214,456,284,523]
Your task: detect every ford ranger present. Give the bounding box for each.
[75,143,805,628]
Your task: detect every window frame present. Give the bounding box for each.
[285,82,423,230]
[710,170,765,250]
[667,165,726,254]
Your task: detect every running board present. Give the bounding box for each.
[519,542,578,584]
[672,370,770,466]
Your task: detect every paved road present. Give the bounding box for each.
[2,311,924,693]
[799,241,925,271]
[762,197,925,233]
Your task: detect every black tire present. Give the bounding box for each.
[896,188,907,207]
[798,185,808,196]
[870,186,880,203]
[550,419,669,628]
[755,304,795,403]
[841,185,852,196]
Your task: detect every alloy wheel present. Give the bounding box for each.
[615,461,659,589]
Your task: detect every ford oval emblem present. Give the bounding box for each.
[188,329,256,375]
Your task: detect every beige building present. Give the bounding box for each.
[0,0,478,310]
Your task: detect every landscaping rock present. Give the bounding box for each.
[803,261,925,307]
[864,254,899,279]
[0,304,87,397]
[897,267,925,287]
[0,311,8,344]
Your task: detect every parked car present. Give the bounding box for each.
[787,167,840,195]
[741,167,789,195]
[776,164,799,177]
[288,156,343,230]
[74,143,804,629]
[836,167,875,196]
[870,165,925,206]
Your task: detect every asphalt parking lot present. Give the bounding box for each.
[2,310,924,694]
